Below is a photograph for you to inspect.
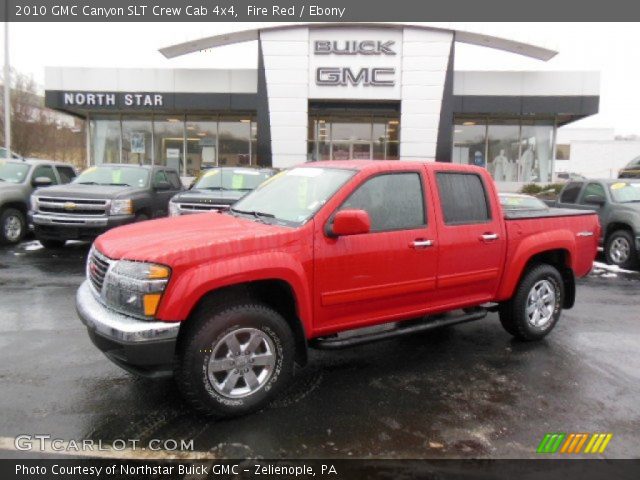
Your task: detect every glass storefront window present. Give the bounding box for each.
[487,120,520,182]
[218,116,251,166]
[90,116,120,164]
[520,120,554,183]
[122,117,153,165]
[154,116,185,170]
[453,119,487,167]
[186,116,217,176]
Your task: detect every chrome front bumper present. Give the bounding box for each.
[33,213,109,226]
[76,281,180,343]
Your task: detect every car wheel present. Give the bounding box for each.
[499,264,564,341]
[605,230,637,270]
[38,239,66,249]
[176,303,295,417]
[0,208,26,245]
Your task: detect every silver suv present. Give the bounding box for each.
[0,158,76,245]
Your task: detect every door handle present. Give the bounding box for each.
[410,239,434,249]
[480,233,499,242]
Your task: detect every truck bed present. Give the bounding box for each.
[504,207,595,220]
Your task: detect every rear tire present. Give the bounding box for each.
[0,208,26,245]
[605,229,637,270]
[38,239,66,249]
[176,303,295,417]
[499,264,564,341]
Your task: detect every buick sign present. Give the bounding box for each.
[314,40,396,56]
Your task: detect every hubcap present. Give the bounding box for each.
[207,328,276,399]
[610,237,630,264]
[526,279,556,328]
[4,215,22,242]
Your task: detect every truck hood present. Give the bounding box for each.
[172,189,246,205]
[94,212,297,266]
[34,183,146,199]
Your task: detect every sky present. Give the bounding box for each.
[3,22,639,134]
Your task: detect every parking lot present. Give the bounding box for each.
[0,239,639,459]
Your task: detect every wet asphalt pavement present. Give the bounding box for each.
[0,240,639,460]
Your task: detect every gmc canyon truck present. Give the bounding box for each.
[169,167,277,216]
[30,164,183,248]
[77,161,599,417]
[0,158,77,245]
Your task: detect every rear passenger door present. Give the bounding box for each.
[556,182,584,208]
[432,170,506,305]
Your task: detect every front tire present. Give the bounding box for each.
[499,264,564,341]
[0,208,26,245]
[176,304,295,417]
[605,230,637,270]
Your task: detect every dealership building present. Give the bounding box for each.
[44,23,600,189]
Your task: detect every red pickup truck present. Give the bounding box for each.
[77,161,599,417]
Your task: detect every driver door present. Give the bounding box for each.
[313,168,439,333]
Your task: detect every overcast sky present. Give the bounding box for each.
[3,22,639,134]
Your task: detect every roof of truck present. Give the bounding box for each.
[300,160,484,174]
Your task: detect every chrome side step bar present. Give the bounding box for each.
[310,308,488,350]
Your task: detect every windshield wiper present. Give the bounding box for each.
[107,182,131,186]
[230,207,275,222]
[77,181,98,185]
[201,186,227,191]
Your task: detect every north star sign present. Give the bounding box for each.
[314,40,397,87]
[62,92,164,107]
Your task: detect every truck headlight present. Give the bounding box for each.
[30,196,39,212]
[109,199,133,216]
[169,201,180,217]
[103,260,171,319]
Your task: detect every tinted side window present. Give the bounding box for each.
[338,173,426,232]
[32,165,58,185]
[56,166,76,184]
[560,182,583,204]
[436,172,490,225]
[580,183,606,203]
[166,171,182,189]
[154,170,168,185]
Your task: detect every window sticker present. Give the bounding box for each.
[287,168,324,178]
[231,175,244,189]
[112,170,122,184]
[84,167,97,174]
[203,169,219,178]
[610,182,627,190]
[234,169,259,176]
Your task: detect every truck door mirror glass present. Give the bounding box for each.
[329,209,371,237]
[155,181,171,191]
[32,176,53,187]
[584,194,605,206]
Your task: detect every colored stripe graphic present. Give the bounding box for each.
[538,433,612,454]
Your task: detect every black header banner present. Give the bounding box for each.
[2,0,640,21]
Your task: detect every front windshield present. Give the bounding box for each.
[625,156,640,168]
[74,166,149,187]
[231,167,356,226]
[499,194,548,210]
[194,168,272,191]
[0,160,30,184]
[609,181,640,203]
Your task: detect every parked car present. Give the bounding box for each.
[169,167,277,216]
[618,156,640,179]
[499,193,549,211]
[77,161,598,417]
[30,164,183,248]
[0,158,77,245]
[554,179,640,269]
[555,172,586,183]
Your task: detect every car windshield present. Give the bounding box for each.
[609,181,640,202]
[499,194,548,210]
[0,160,30,183]
[73,166,149,187]
[230,167,356,226]
[625,156,640,168]
[193,168,273,191]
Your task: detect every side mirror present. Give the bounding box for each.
[32,176,52,187]
[155,181,171,191]
[329,209,371,237]
[584,194,605,206]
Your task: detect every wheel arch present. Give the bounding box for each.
[176,279,309,366]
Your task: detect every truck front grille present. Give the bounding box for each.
[88,248,112,293]
[179,203,230,212]
[38,197,109,216]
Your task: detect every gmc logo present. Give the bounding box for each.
[314,40,396,56]
[316,67,395,87]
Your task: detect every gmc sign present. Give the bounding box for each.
[316,67,395,86]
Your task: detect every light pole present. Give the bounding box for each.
[3,19,10,160]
